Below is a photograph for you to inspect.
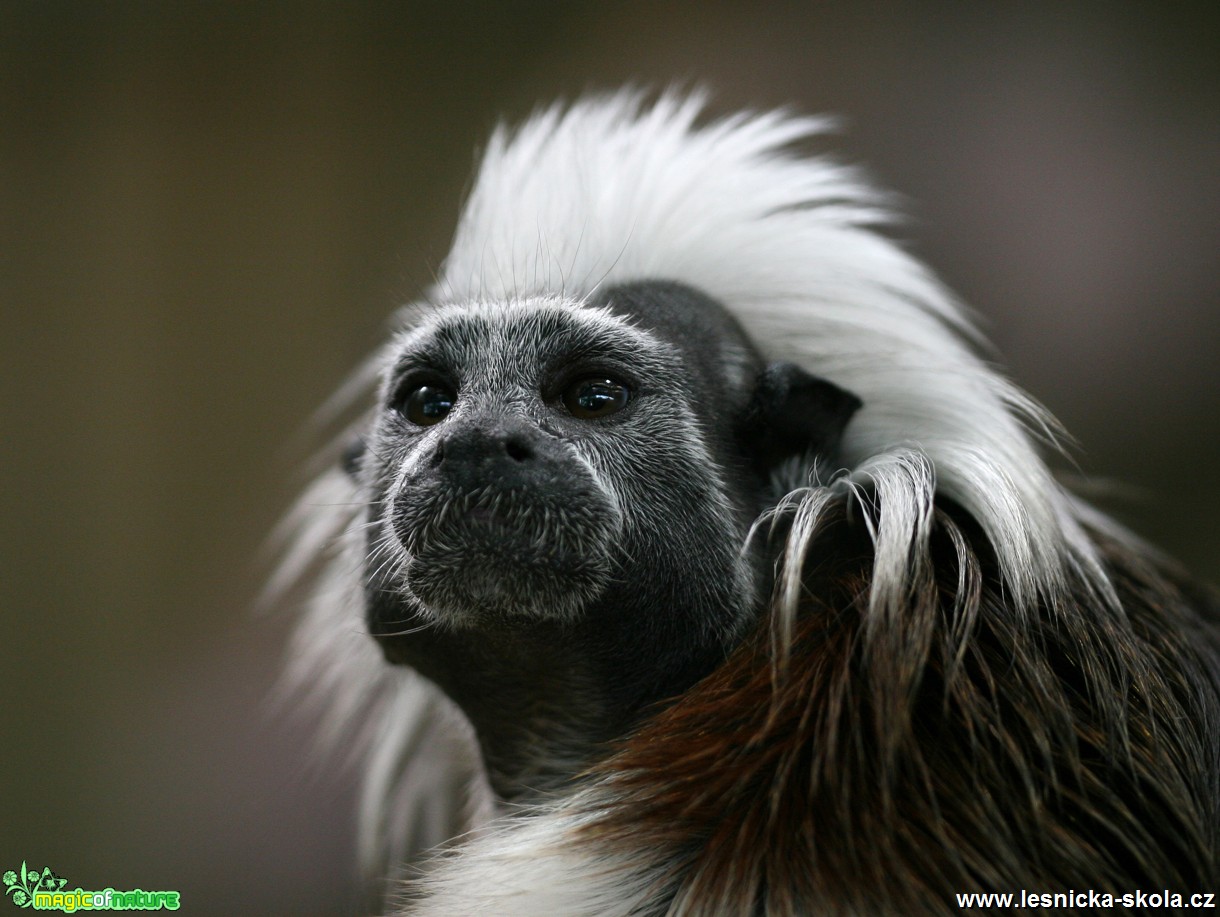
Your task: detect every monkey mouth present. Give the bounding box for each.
[462,505,519,531]
[389,483,620,624]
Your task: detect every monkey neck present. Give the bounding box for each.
[458,646,612,802]
[382,619,619,802]
[383,613,727,803]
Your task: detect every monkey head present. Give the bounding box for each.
[350,280,859,795]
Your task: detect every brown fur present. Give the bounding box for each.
[585,499,1220,914]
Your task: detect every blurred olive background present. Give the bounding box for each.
[2,3,1217,914]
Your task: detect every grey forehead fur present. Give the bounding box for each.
[385,296,678,394]
[386,283,762,412]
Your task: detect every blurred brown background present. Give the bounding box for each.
[2,3,1217,914]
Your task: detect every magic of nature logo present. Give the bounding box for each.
[4,862,180,911]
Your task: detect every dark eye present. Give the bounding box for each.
[400,384,455,426]
[563,378,630,419]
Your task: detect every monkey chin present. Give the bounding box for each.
[394,495,620,628]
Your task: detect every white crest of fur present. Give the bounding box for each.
[281,90,1126,911]
[437,89,1112,616]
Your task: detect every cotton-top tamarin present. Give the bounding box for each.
[276,91,1220,915]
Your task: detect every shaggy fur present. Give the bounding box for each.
[276,91,1220,914]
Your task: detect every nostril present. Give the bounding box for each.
[429,439,445,468]
[504,437,533,462]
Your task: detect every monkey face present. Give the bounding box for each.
[354,283,859,747]
[379,305,627,627]
[361,293,757,632]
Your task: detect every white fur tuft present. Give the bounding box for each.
[438,88,1110,614]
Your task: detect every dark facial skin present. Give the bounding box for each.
[352,281,860,800]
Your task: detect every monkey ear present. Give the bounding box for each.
[741,362,862,470]
[341,435,365,479]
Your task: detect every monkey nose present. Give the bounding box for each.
[429,429,535,465]
[428,421,552,487]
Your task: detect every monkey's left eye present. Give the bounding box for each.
[563,378,630,419]
[400,384,456,426]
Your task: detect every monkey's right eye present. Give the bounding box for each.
[399,384,455,426]
[563,377,630,419]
